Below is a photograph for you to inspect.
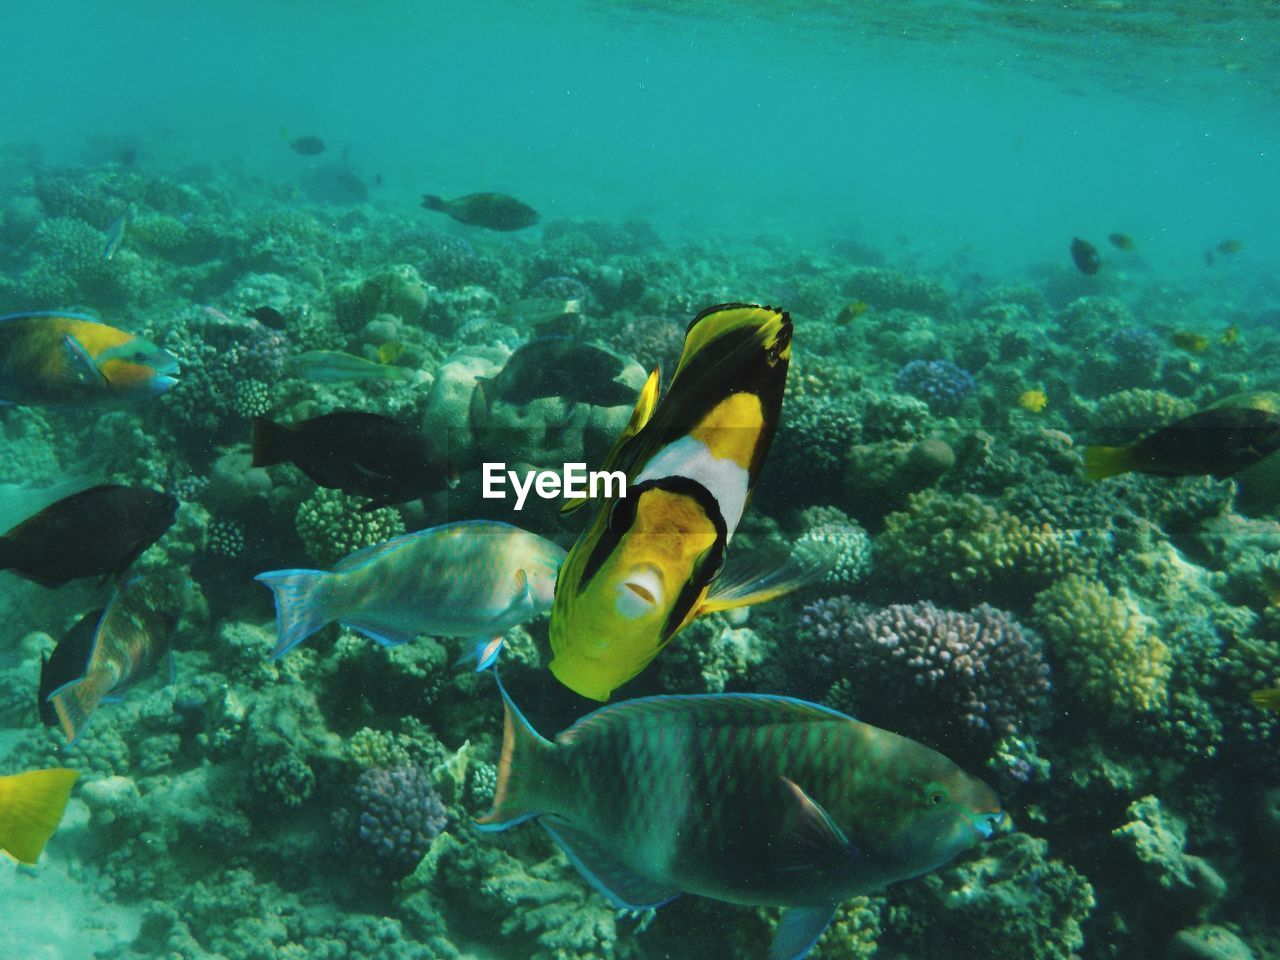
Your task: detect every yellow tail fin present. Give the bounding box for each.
[0,768,79,864]
[1083,444,1135,481]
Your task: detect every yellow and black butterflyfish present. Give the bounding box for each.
[548,303,820,702]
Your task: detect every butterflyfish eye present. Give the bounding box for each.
[617,564,664,619]
[627,581,656,604]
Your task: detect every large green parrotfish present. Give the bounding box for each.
[479,681,1010,960]
[0,312,179,406]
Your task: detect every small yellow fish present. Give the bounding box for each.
[0,768,79,864]
[1170,331,1210,354]
[1217,239,1243,255]
[1219,325,1240,346]
[378,341,405,365]
[1018,389,1048,413]
[1250,687,1280,711]
[836,301,870,323]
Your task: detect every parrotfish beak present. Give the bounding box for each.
[151,374,180,396]
[974,810,1012,839]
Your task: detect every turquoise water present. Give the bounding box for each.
[1,1,1279,958]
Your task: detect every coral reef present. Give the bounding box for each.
[804,597,1050,758]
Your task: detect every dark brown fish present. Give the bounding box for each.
[1070,237,1101,275]
[1084,407,1280,481]
[245,305,287,329]
[0,485,177,588]
[252,412,455,510]
[421,193,539,231]
[290,135,326,155]
[1108,232,1135,251]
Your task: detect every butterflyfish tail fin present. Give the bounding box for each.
[1083,444,1135,481]
[699,539,834,617]
[475,671,557,831]
[254,568,336,659]
[251,417,292,468]
[0,768,79,864]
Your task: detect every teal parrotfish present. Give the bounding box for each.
[44,578,178,743]
[287,349,418,384]
[255,520,567,664]
[479,681,1009,960]
[0,312,179,406]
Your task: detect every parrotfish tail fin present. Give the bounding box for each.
[699,540,835,617]
[454,635,506,672]
[562,366,660,515]
[475,671,557,831]
[1082,444,1134,481]
[0,769,79,864]
[421,194,446,212]
[254,568,335,659]
[48,672,110,744]
[770,905,838,960]
[251,416,291,468]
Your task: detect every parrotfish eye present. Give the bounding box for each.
[923,781,950,807]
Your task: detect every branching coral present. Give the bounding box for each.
[1033,574,1172,716]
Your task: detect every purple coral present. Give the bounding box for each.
[801,597,1050,756]
[353,766,447,874]
[893,359,976,413]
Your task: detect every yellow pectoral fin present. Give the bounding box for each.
[1083,445,1135,481]
[0,768,79,864]
[698,541,834,616]
[562,367,660,515]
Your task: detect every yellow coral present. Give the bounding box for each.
[878,491,1080,602]
[1033,575,1171,715]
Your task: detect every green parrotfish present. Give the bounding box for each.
[479,681,1009,960]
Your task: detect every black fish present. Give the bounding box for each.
[290,135,326,155]
[474,338,637,412]
[421,193,539,231]
[1070,237,1101,275]
[39,609,104,726]
[245,305,287,329]
[1084,407,1280,481]
[0,485,177,588]
[252,412,454,510]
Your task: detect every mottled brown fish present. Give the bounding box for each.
[289,135,326,155]
[421,192,539,231]
[1084,407,1280,481]
[1108,232,1135,251]
[0,484,177,587]
[45,578,177,742]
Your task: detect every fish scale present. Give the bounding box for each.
[482,682,1007,959]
